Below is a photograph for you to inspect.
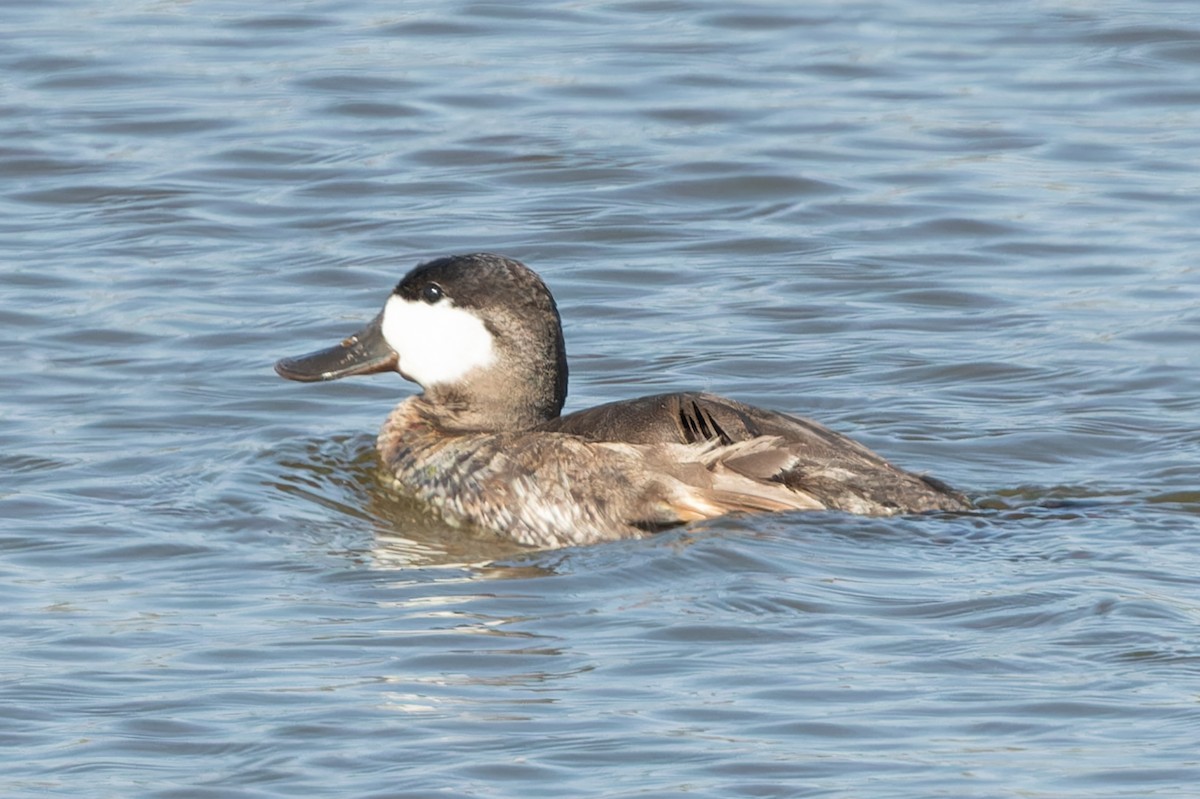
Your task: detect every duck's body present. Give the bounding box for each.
[276,253,969,549]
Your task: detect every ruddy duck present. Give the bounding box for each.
[276,253,969,548]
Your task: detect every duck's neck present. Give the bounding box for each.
[396,356,566,434]
[410,383,561,434]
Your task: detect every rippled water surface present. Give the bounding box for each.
[3,1,1200,796]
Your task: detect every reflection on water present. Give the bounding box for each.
[3,0,1200,796]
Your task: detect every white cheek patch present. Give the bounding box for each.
[379,294,496,388]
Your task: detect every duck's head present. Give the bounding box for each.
[275,253,568,431]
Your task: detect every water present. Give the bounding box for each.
[3,0,1199,796]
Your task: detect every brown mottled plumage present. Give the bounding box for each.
[276,253,969,549]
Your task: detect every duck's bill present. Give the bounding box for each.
[274,314,398,382]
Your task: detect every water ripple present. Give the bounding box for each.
[3,0,1200,797]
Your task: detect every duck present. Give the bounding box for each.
[275,253,970,549]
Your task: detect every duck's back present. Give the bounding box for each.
[539,392,970,515]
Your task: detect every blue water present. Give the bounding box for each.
[2,1,1199,796]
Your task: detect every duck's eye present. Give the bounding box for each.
[420,284,444,304]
